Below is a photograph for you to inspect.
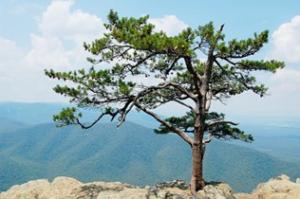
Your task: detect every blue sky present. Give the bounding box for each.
[0,0,300,121]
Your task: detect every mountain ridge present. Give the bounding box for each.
[0,121,299,192]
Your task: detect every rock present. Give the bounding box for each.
[154,179,189,190]
[0,177,235,199]
[5,175,300,199]
[196,182,236,199]
[235,174,300,199]
[0,177,81,199]
[234,193,252,199]
[51,177,82,198]
[96,188,149,199]
[275,174,290,181]
[69,181,137,199]
[0,179,49,199]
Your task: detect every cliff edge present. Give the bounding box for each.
[0,175,299,199]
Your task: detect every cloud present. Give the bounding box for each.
[221,15,300,118]
[25,35,71,69]
[0,37,22,68]
[270,68,300,93]
[149,15,188,35]
[39,0,104,44]
[0,0,192,103]
[269,15,300,64]
[25,0,104,70]
[0,0,105,102]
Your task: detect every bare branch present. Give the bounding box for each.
[134,103,193,146]
[205,91,213,111]
[173,99,194,111]
[76,110,117,129]
[165,57,181,76]
[184,57,203,97]
[169,82,197,101]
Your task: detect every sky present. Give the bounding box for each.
[0,0,300,121]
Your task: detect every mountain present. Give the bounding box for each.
[0,118,27,134]
[0,153,43,191]
[1,102,299,163]
[0,122,299,192]
[233,124,300,163]
[0,102,159,128]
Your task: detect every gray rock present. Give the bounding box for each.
[154,179,189,190]
[196,183,236,199]
[0,177,235,199]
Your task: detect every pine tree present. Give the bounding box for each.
[45,10,284,194]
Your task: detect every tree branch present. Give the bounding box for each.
[207,120,238,128]
[203,133,213,144]
[134,103,193,146]
[214,59,261,94]
[173,99,194,111]
[76,110,117,129]
[184,57,203,97]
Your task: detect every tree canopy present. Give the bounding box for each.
[45,10,283,145]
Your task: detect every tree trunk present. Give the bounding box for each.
[190,142,205,194]
[190,112,205,195]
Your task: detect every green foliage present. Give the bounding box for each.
[155,111,253,142]
[45,10,284,147]
[238,60,284,72]
[216,31,269,58]
[53,107,81,127]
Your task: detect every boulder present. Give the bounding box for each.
[0,177,81,199]
[196,182,236,199]
[235,174,300,199]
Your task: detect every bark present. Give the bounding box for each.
[190,143,205,194]
[190,112,205,194]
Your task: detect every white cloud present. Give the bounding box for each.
[149,15,188,35]
[25,34,71,69]
[269,15,300,63]
[270,68,300,93]
[221,15,300,118]
[211,66,300,119]
[0,0,105,102]
[262,15,300,115]
[25,0,104,70]
[39,0,104,44]
[0,37,22,68]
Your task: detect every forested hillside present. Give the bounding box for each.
[0,119,299,192]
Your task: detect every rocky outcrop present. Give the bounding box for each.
[0,178,234,199]
[235,175,300,199]
[1,175,300,199]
